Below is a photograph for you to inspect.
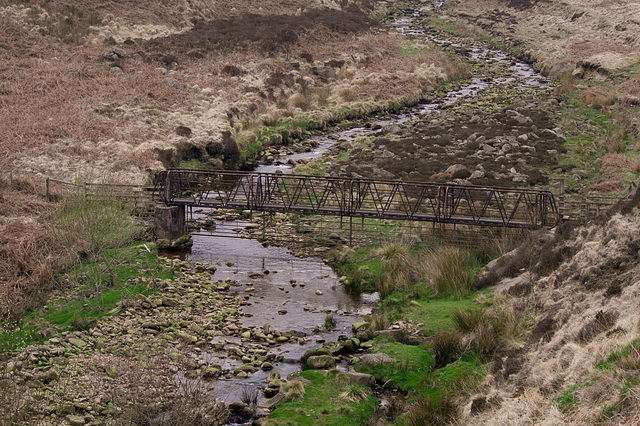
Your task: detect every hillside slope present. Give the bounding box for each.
[467,192,640,424]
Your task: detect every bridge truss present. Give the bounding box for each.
[153,169,559,230]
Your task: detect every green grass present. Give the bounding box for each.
[179,159,210,169]
[397,41,429,56]
[356,339,434,389]
[0,244,173,351]
[394,293,490,335]
[596,339,640,371]
[268,370,377,425]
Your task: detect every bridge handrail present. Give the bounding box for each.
[153,169,560,229]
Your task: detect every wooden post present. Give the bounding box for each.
[558,179,565,218]
[46,177,50,202]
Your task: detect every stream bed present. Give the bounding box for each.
[172,1,551,420]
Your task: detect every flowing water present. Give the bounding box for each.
[173,1,550,419]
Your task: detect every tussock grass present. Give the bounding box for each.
[452,303,526,356]
[382,244,474,298]
[581,87,617,110]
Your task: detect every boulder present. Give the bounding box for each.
[305,355,337,370]
[300,347,332,364]
[357,353,398,368]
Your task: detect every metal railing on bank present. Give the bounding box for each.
[45,178,156,215]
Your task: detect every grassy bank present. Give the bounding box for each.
[265,239,528,424]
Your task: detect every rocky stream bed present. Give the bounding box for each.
[0,2,570,425]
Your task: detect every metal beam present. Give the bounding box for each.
[153,169,559,229]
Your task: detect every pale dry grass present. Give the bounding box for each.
[581,87,617,110]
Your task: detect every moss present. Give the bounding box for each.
[268,370,377,425]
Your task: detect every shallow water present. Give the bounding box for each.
[173,1,550,416]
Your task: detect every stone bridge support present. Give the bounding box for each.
[154,205,192,249]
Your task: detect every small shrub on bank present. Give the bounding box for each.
[401,392,457,426]
[433,331,463,368]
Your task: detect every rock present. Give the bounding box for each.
[261,362,273,371]
[352,322,369,333]
[241,406,255,417]
[112,46,127,57]
[548,62,570,79]
[572,169,588,178]
[110,67,123,73]
[445,164,471,179]
[300,347,332,364]
[327,339,357,356]
[375,329,406,342]
[67,415,86,426]
[264,387,280,398]
[229,402,248,413]
[164,77,184,90]
[258,392,285,410]
[135,294,153,309]
[305,355,337,370]
[342,372,375,387]
[268,370,280,381]
[312,66,336,79]
[355,330,374,342]
[358,353,398,368]
[161,297,178,307]
[67,337,88,349]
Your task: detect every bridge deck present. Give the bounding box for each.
[154,169,559,229]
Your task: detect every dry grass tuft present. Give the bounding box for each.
[581,87,617,110]
[432,331,463,368]
[284,380,306,401]
[373,243,475,298]
[599,153,628,173]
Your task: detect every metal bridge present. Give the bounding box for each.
[153,169,559,229]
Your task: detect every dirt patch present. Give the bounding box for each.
[576,309,619,344]
[142,8,374,59]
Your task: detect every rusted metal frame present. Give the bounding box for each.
[314,180,336,213]
[449,187,477,224]
[491,190,508,225]
[396,183,413,219]
[405,183,430,219]
[504,191,525,226]
[381,182,400,215]
[423,187,441,221]
[363,181,386,217]
[289,177,313,211]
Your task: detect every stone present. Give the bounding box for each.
[112,46,127,57]
[342,372,375,387]
[352,322,369,333]
[163,77,184,90]
[268,370,280,381]
[305,355,337,370]
[68,337,88,349]
[375,329,406,342]
[258,392,285,409]
[241,406,255,417]
[445,164,471,179]
[300,347,332,364]
[356,330,374,342]
[67,415,86,426]
[261,362,273,371]
[161,297,178,307]
[264,387,279,398]
[358,353,398,368]
[229,402,248,413]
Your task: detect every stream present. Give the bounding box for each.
[172,1,550,421]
